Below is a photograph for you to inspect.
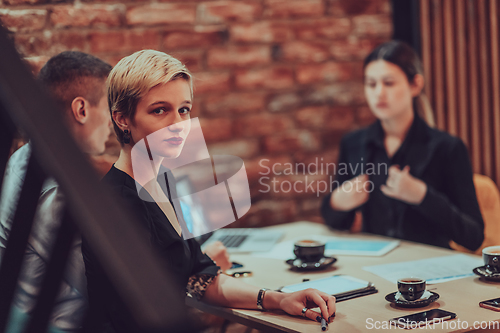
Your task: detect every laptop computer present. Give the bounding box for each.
[174,175,283,253]
[200,228,284,253]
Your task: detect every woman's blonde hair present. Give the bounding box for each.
[363,41,435,127]
[107,50,193,144]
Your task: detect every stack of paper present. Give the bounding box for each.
[363,254,483,284]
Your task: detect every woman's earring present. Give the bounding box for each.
[123,129,130,144]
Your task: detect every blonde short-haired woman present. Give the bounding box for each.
[82,50,336,332]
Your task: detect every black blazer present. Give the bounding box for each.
[321,116,484,251]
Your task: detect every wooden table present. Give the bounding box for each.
[187,222,500,332]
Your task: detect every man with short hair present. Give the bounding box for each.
[0,51,112,331]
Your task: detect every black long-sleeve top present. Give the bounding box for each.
[82,166,219,333]
[321,115,484,251]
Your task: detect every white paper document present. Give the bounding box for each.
[363,254,483,284]
[280,275,371,295]
[253,235,399,260]
[325,239,399,256]
[251,235,329,260]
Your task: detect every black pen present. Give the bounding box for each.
[321,317,327,331]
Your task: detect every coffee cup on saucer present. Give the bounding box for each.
[397,278,426,301]
[293,240,325,263]
[483,246,500,272]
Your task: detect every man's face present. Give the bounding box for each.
[84,92,111,155]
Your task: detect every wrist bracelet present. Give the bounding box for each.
[257,288,269,310]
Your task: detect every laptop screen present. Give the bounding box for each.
[175,175,213,244]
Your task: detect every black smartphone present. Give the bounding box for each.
[231,262,243,269]
[479,297,500,311]
[389,309,456,329]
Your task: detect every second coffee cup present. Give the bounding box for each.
[293,240,325,262]
[482,246,500,272]
[397,277,426,301]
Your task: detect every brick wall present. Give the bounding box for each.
[0,0,392,227]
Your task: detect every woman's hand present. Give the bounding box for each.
[381,165,427,204]
[330,174,371,211]
[277,289,336,322]
[203,241,232,271]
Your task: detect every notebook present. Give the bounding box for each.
[279,275,378,302]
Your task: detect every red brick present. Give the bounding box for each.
[234,113,294,137]
[295,106,329,128]
[356,105,376,126]
[169,50,203,72]
[193,71,231,94]
[81,0,132,3]
[199,117,232,142]
[296,61,356,84]
[330,37,383,61]
[191,100,203,118]
[50,4,123,29]
[300,198,322,215]
[207,46,271,69]
[268,92,301,112]
[230,21,292,43]
[208,139,259,159]
[99,54,128,67]
[293,18,351,40]
[89,29,160,54]
[245,155,293,182]
[264,0,324,18]
[325,106,355,130]
[328,0,391,16]
[238,199,298,227]
[264,130,321,153]
[263,174,328,199]
[305,82,366,105]
[322,130,346,148]
[300,214,323,223]
[203,92,267,114]
[279,41,330,63]
[23,55,49,75]
[90,153,118,177]
[2,0,44,5]
[295,105,356,132]
[352,14,392,37]
[14,31,86,57]
[126,4,195,26]
[293,149,338,174]
[163,27,225,50]
[197,1,262,24]
[235,66,294,90]
[158,0,213,2]
[0,9,47,33]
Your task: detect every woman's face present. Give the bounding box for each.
[129,79,192,158]
[364,60,419,121]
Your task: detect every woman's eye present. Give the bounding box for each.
[153,107,166,115]
[179,107,191,115]
[384,81,395,87]
[365,82,376,88]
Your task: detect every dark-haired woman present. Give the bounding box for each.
[321,41,484,251]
